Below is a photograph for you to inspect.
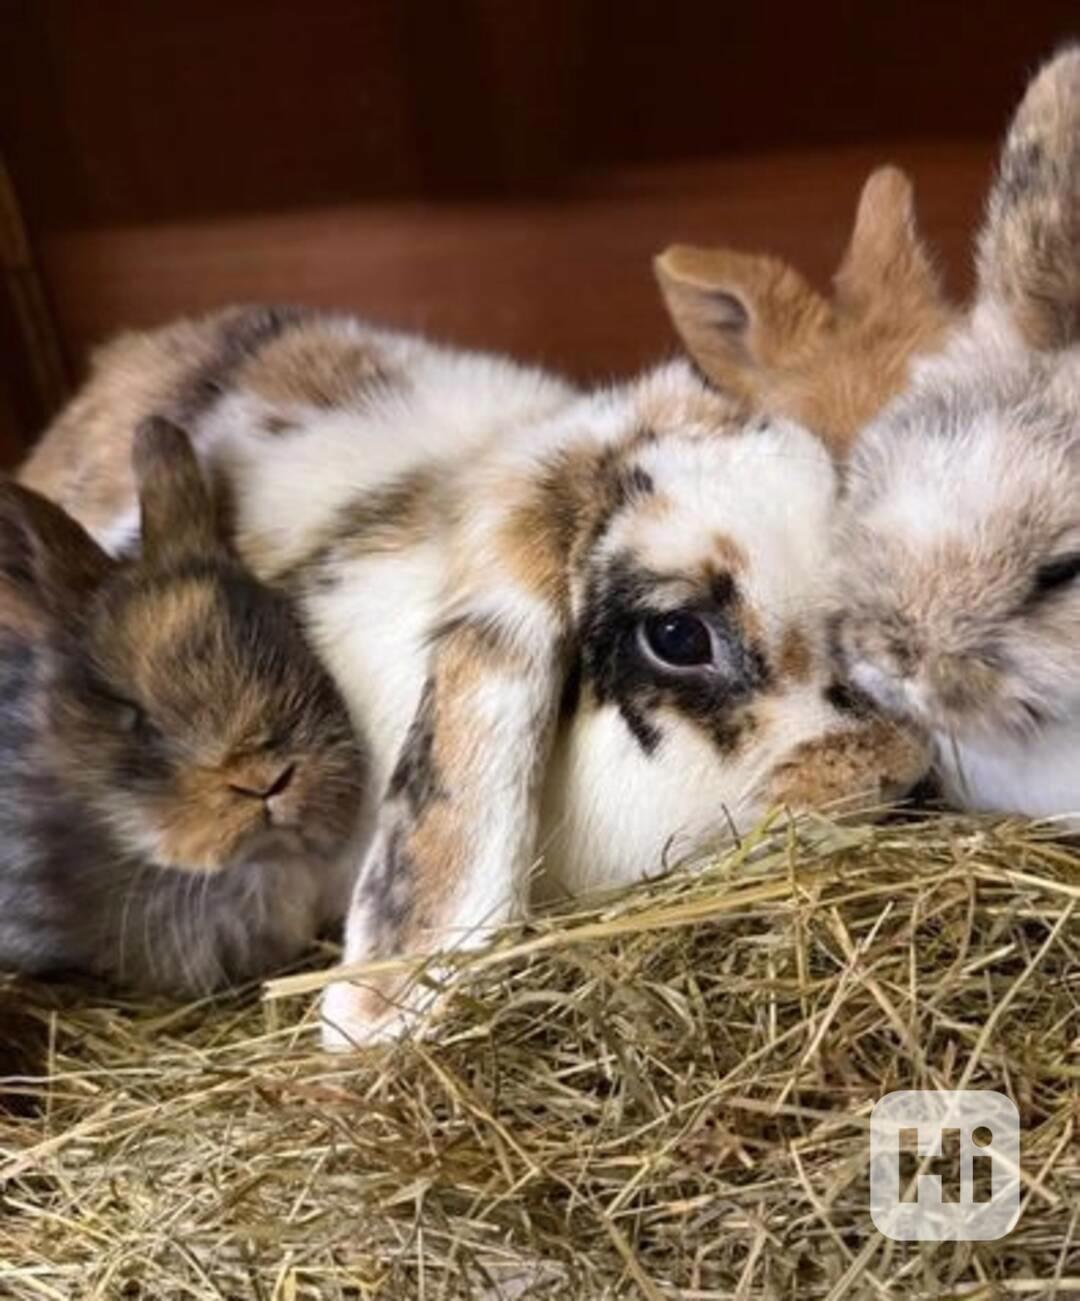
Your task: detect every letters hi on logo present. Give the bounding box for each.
[870,1091,1020,1241]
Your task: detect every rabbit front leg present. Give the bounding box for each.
[321,598,567,1048]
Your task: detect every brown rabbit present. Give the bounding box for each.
[0,417,368,995]
[654,166,957,456]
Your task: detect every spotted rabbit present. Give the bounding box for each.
[23,309,928,1042]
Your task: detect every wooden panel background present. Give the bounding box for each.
[1,0,1077,463]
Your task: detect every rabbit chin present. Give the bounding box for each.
[111,808,290,875]
[934,716,1080,826]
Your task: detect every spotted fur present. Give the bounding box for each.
[835,45,1080,822]
[25,314,928,1045]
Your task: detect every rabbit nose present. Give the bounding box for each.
[229,763,296,802]
[264,763,296,800]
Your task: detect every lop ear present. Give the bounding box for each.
[0,479,113,615]
[833,166,946,318]
[654,246,833,401]
[133,417,222,566]
[977,44,1080,350]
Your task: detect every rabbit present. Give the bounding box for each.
[20,310,931,1044]
[0,416,368,995]
[830,44,1080,823]
[654,166,957,457]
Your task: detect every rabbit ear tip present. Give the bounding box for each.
[859,166,913,206]
[976,43,1080,349]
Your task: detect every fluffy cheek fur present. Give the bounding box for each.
[537,704,743,899]
[836,608,1005,734]
[835,458,1080,740]
[840,600,1080,740]
[537,691,929,899]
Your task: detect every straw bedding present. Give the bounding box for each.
[1,815,1078,1299]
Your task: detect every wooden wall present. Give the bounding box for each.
[1,0,1077,462]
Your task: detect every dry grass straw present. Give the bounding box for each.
[1,814,1078,1299]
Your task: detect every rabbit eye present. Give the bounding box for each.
[103,691,151,737]
[639,611,713,669]
[80,672,158,738]
[114,698,148,734]
[1032,552,1080,599]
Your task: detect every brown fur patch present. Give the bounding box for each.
[236,325,397,410]
[19,315,227,535]
[499,451,590,611]
[406,802,467,926]
[344,633,531,1009]
[769,719,929,811]
[20,306,328,538]
[425,623,530,805]
[711,534,747,574]
[732,601,765,653]
[114,581,265,730]
[777,625,813,684]
[125,582,218,675]
[276,469,439,592]
[331,471,438,560]
[499,444,660,613]
[701,563,764,648]
[262,414,296,436]
[437,616,524,684]
[385,621,532,937]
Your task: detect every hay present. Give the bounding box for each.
[1,815,1078,1299]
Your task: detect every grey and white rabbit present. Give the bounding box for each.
[0,417,367,994]
[833,45,1080,823]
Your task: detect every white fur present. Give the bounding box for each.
[307,544,442,797]
[94,505,140,555]
[936,719,1080,825]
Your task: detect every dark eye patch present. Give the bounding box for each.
[579,552,768,759]
[1030,551,1080,601]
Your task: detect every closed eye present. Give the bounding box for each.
[84,679,155,738]
[1030,551,1080,602]
[104,694,146,733]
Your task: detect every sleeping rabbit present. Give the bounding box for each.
[21,312,929,1043]
[831,45,1080,823]
[0,418,366,994]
